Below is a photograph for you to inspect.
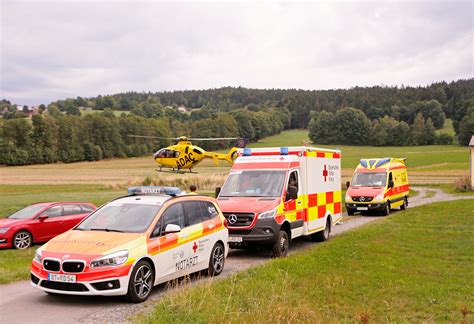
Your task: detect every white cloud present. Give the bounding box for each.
[1,0,472,105]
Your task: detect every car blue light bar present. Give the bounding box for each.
[128,186,183,196]
[280,147,289,155]
[243,148,252,156]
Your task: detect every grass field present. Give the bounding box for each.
[80,109,130,117]
[140,199,474,323]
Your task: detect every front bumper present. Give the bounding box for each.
[345,201,388,213]
[228,218,281,246]
[30,260,132,296]
[0,235,12,248]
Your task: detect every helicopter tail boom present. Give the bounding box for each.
[204,147,239,166]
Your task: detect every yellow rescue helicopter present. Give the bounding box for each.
[128,135,247,173]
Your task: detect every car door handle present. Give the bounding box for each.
[297,201,302,204]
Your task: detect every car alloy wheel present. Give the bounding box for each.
[14,231,32,249]
[212,244,225,274]
[133,264,153,299]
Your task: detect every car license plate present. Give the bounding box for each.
[228,236,243,243]
[48,273,76,283]
[357,207,368,211]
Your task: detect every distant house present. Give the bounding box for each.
[14,105,40,117]
[178,105,187,113]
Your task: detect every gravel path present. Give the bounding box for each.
[0,187,472,323]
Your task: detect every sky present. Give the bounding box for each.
[1,0,473,105]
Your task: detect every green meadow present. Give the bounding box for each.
[140,199,474,323]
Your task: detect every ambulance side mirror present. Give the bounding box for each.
[346,181,350,189]
[286,186,298,201]
[163,224,181,234]
[388,180,394,188]
[215,187,221,198]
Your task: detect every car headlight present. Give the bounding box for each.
[374,193,385,201]
[33,249,42,263]
[90,250,128,268]
[0,227,9,234]
[259,210,277,219]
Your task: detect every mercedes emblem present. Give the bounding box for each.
[228,214,238,225]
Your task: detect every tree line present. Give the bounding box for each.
[34,78,473,144]
[1,79,473,165]
[0,107,288,166]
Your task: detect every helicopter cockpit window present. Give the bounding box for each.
[163,150,179,158]
[156,149,166,158]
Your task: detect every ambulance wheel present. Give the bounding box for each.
[400,197,408,211]
[382,203,390,216]
[208,242,225,276]
[272,230,289,257]
[311,218,331,242]
[125,260,154,303]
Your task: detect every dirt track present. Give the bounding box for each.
[0,187,472,323]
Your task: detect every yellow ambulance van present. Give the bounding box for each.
[345,158,409,216]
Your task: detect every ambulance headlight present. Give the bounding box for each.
[33,249,42,263]
[374,193,385,201]
[345,191,351,201]
[259,210,277,219]
[90,250,128,268]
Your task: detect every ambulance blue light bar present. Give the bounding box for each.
[128,186,183,196]
[243,148,252,156]
[280,147,289,155]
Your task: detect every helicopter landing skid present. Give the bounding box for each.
[155,168,198,174]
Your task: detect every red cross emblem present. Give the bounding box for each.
[322,165,328,182]
[279,156,285,161]
[192,242,198,253]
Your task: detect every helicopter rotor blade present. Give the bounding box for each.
[187,137,240,141]
[128,135,178,140]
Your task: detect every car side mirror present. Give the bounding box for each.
[285,186,298,201]
[215,187,221,198]
[346,181,351,189]
[163,224,181,234]
[38,215,48,221]
[388,180,394,188]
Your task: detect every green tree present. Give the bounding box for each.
[333,108,372,145]
[458,107,474,145]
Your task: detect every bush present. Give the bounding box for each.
[435,133,454,145]
[454,175,472,192]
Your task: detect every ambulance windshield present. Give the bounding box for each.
[352,172,387,187]
[220,170,286,197]
[75,203,161,233]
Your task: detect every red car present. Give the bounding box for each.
[0,202,96,249]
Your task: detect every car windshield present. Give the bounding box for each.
[219,170,286,197]
[8,205,45,219]
[75,203,161,233]
[351,172,387,187]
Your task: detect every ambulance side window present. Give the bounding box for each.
[182,201,204,227]
[160,203,185,233]
[388,172,394,188]
[199,201,218,220]
[286,171,299,201]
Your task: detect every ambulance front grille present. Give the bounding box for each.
[223,213,255,227]
[351,196,373,202]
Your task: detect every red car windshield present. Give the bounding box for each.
[8,205,45,219]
